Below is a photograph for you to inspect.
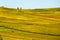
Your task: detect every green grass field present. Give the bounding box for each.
[0,7,60,40]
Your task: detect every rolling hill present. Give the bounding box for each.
[0,7,60,40]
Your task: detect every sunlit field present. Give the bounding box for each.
[0,7,60,40]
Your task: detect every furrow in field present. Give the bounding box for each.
[0,25,60,37]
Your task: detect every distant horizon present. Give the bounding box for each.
[0,6,60,9]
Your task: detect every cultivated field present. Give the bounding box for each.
[0,7,60,40]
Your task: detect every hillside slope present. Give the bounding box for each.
[0,7,60,40]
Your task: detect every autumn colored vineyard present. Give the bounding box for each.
[0,7,60,40]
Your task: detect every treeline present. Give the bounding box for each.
[31,8,60,12]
